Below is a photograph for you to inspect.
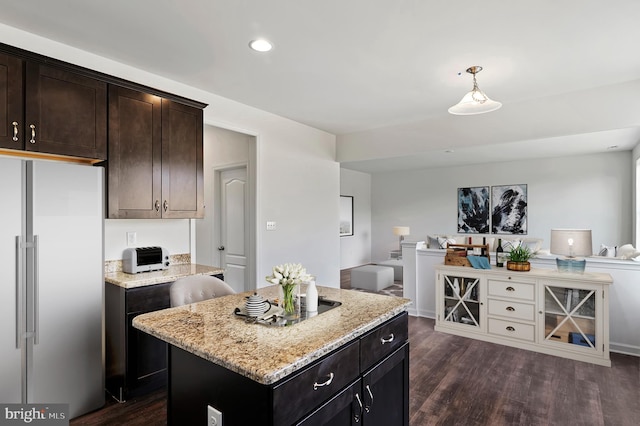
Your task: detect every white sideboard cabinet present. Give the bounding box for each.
[435,265,613,366]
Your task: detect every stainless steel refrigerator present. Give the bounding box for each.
[0,157,104,418]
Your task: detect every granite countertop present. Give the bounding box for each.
[105,264,225,289]
[133,285,411,385]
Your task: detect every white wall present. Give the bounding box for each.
[633,144,640,247]
[340,168,372,268]
[370,152,633,261]
[0,24,341,288]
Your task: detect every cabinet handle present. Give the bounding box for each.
[380,333,394,344]
[12,121,18,141]
[364,384,374,413]
[354,393,363,423]
[29,124,36,144]
[506,326,515,332]
[163,200,168,212]
[506,286,515,292]
[313,372,334,390]
[154,200,160,212]
[506,306,515,312]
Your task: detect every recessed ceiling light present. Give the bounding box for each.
[249,39,273,52]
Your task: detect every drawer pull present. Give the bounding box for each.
[354,393,363,423]
[364,384,374,413]
[380,333,394,344]
[12,121,18,141]
[506,326,515,332]
[506,286,515,292]
[506,306,515,312]
[313,372,334,390]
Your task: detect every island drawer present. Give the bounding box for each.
[273,340,360,426]
[360,312,408,372]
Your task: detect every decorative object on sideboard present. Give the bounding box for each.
[550,229,592,274]
[448,66,502,115]
[491,184,528,235]
[506,244,532,271]
[457,186,490,234]
[393,226,410,256]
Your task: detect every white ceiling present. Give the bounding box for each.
[1,0,639,173]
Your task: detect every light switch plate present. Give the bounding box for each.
[126,231,137,246]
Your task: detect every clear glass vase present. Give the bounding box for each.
[280,283,300,318]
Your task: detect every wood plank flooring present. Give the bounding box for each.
[71,270,639,425]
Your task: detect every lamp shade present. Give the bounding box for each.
[550,229,593,257]
[447,90,502,115]
[393,226,410,236]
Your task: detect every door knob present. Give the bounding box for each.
[218,246,225,251]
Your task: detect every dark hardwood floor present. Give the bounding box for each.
[72,270,640,425]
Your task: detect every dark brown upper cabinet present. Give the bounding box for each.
[108,86,203,219]
[0,51,107,161]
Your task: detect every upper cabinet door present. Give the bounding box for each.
[161,99,204,219]
[24,62,107,160]
[0,53,24,150]
[108,85,162,219]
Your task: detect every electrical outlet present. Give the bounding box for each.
[208,405,222,426]
[266,221,276,231]
[126,232,137,246]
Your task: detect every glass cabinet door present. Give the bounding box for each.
[442,275,481,328]
[543,284,596,350]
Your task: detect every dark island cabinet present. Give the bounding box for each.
[168,312,409,425]
[0,52,107,160]
[108,86,204,219]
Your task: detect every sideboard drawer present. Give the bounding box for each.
[273,340,360,426]
[488,318,535,342]
[488,279,535,301]
[360,312,408,372]
[488,299,535,321]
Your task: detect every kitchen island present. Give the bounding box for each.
[133,285,411,425]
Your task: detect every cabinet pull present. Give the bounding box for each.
[163,200,168,212]
[364,384,374,413]
[380,333,394,344]
[354,393,363,423]
[29,124,36,144]
[313,372,334,390]
[506,306,515,312]
[506,326,515,332]
[154,200,160,212]
[506,286,515,292]
[12,121,19,141]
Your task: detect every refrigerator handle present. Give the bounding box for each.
[15,236,23,349]
[34,235,39,345]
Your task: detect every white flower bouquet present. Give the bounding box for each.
[266,263,311,315]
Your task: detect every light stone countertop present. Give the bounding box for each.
[133,285,411,385]
[105,264,225,289]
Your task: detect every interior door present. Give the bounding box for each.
[220,167,248,293]
[0,157,24,403]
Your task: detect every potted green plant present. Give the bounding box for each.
[506,245,532,271]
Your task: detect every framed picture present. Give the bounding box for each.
[491,184,527,234]
[457,186,490,234]
[339,195,354,236]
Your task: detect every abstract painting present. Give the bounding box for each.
[492,184,527,234]
[457,186,490,234]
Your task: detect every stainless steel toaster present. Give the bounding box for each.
[122,246,170,274]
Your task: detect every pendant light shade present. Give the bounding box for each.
[448,66,502,115]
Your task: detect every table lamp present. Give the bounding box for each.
[393,226,410,253]
[550,229,592,274]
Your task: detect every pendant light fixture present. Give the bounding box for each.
[448,66,502,115]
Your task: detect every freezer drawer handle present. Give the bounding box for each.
[33,235,40,345]
[29,124,36,144]
[12,121,19,141]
